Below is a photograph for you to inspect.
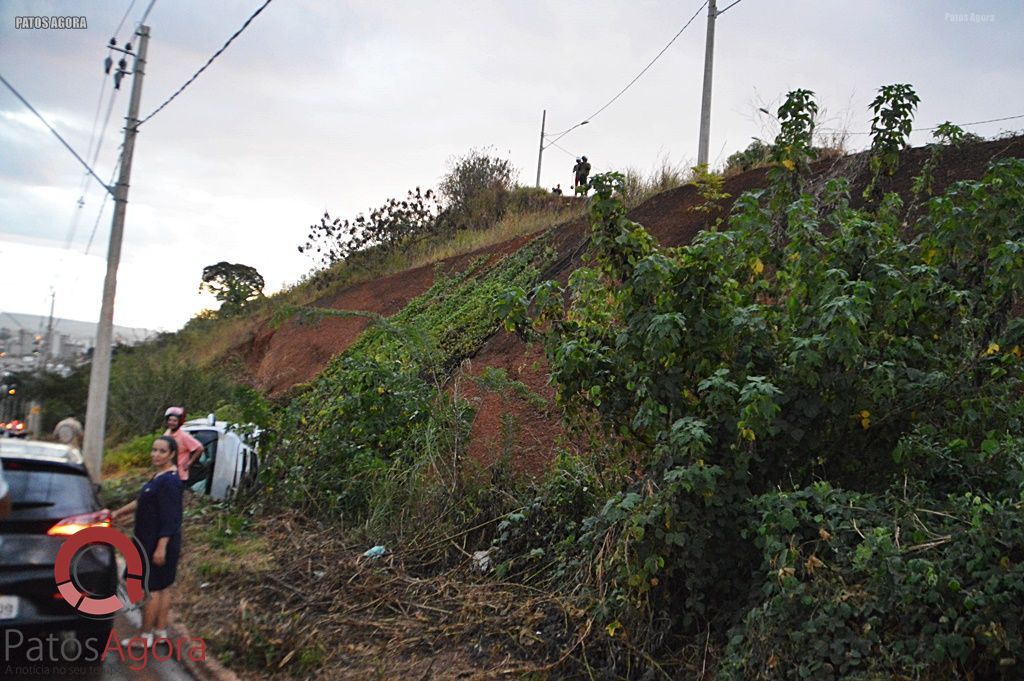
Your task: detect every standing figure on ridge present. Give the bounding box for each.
[574,156,592,195]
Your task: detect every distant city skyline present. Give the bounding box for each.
[0,310,154,348]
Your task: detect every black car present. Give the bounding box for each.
[0,440,116,664]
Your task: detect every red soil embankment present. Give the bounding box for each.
[462,135,1024,476]
[234,135,1024,475]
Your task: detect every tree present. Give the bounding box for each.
[439,147,517,231]
[199,262,265,313]
[298,187,442,270]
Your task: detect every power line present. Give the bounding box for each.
[64,79,110,249]
[135,0,158,30]
[820,112,1024,136]
[582,1,708,125]
[717,0,744,15]
[113,0,139,39]
[138,0,274,127]
[83,79,110,175]
[62,0,137,252]
[85,149,124,255]
[89,88,121,170]
[548,140,578,159]
[65,89,121,248]
[0,73,112,195]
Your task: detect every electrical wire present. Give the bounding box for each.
[582,1,708,125]
[819,112,1024,136]
[89,88,121,170]
[548,140,578,159]
[62,0,135,253]
[113,0,139,39]
[83,80,110,177]
[64,78,110,248]
[717,0,744,16]
[135,0,158,32]
[85,149,124,256]
[65,89,122,248]
[0,73,111,195]
[138,0,274,127]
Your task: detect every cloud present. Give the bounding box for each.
[1,0,1022,330]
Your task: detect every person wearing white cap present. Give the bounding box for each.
[163,406,204,482]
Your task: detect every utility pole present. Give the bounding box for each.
[697,0,717,167]
[42,290,55,368]
[535,109,546,188]
[82,25,150,482]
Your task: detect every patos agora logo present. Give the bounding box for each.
[54,526,147,617]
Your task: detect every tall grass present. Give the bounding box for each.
[620,156,692,208]
[260,202,583,309]
[175,200,585,369]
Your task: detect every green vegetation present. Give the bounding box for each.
[34,80,1023,679]
[265,236,556,532]
[102,430,159,473]
[439,146,518,231]
[493,88,1024,678]
[299,147,529,273]
[105,342,240,443]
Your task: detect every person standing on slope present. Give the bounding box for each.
[574,156,592,195]
[163,406,203,483]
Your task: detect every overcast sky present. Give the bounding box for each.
[2,0,1022,331]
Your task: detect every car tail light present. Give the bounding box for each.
[47,510,112,536]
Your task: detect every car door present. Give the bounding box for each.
[186,429,219,494]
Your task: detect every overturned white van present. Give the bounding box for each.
[181,416,261,500]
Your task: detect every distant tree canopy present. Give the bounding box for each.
[199,262,265,313]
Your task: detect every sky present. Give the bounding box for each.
[1,0,1022,332]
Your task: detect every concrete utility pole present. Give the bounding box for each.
[697,0,717,167]
[535,109,546,188]
[42,290,55,367]
[82,25,150,481]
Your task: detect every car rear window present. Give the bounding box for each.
[1,460,96,533]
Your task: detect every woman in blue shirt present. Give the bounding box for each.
[112,435,184,648]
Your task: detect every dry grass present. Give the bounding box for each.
[174,505,586,680]
[177,200,585,369]
[620,156,693,208]
[291,203,584,310]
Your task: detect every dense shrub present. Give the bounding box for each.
[721,484,1024,680]
[298,187,443,269]
[439,147,517,231]
[268,238,555,521]
[498,85,1024,676]
[725,137,774,174]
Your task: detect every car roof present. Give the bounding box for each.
[0,439,85,466]
[183,419,228,433]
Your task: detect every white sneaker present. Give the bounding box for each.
[121,632,153,648]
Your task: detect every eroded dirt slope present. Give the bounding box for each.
[462,136,1024,474]
[235,136,1024,474]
